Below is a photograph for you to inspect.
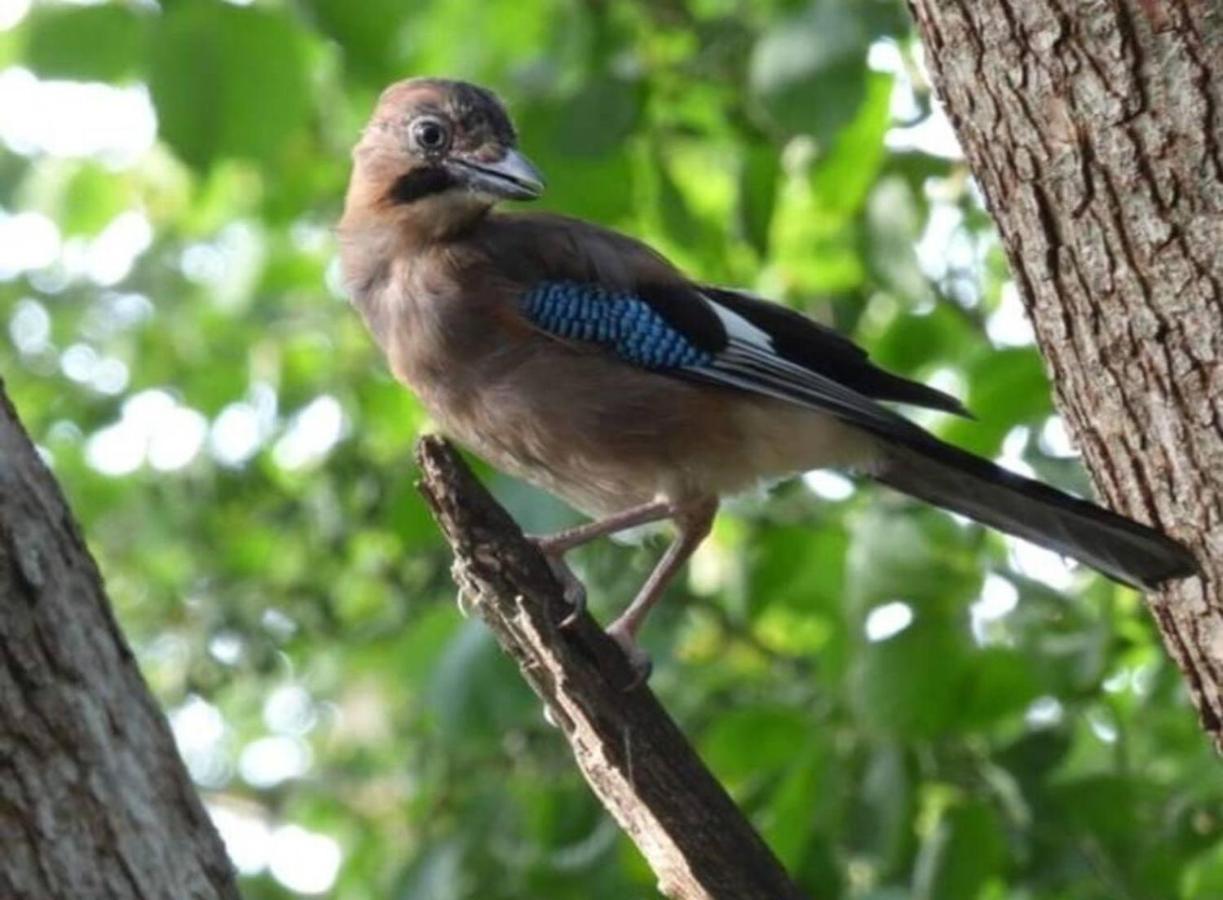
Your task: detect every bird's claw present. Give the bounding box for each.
[606,621,653,691]
[556,572,587,629]
[530,539,587,629]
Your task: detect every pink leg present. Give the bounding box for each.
[532,499,674,554]
[531,499,677,628]
[606,498,717,688]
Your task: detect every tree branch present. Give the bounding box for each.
[414,435,807,900]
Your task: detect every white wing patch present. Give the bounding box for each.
[690,291,918,436]
[702,293,775,348]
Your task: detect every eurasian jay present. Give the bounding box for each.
[338,78,1196,680]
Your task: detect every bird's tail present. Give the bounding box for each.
[870,435,1197,590]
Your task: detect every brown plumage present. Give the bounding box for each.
[339,77,1197,682]
[340,82,873,519]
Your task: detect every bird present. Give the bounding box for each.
[338,77,1198,683]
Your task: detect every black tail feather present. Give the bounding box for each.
[871,435,1198,590]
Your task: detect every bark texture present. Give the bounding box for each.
[0,380,239,898]
[416,436,808,900]
[908,0,1223,743]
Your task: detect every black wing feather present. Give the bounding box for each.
[701,286,972,418]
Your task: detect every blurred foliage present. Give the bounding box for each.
[1,0,1220,898]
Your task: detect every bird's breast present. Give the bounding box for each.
[406,339,879,517]
[357,260,878,516]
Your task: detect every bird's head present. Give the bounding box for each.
[347,78,544,241]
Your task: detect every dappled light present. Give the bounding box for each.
[1,0,1219,897]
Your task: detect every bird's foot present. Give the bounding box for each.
[606,620,653,691]
[529,539,587,629]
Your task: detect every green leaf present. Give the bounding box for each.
[736,141,780,257]
[851,616,968,738]
[24,4,147,82]
[859,890,911,900]
[58,165,133,236]
[748,523,847,616]
[848,506,981,612]
[859,0,912,38]
[913,801,1006,900]
[944,347,1053,456]
[867,175,930,300]
[424,620,537,741]
[761,739,829,869]
[299,0,408,79]
[652,144,710,254]
[701,706,810,787]
[953,648,1042,728]
[552,77,643,159]
[847,743,915,874]
[148,4,312,170]
[1183,842,1223,899]
[393,604,464,687]
[395,839,467,900]
[517,99,636,224]
[749,0,869,144]
[810,70,894,220]
[997,728,1072,784]
[870,304,979,376]
[1050,774,1140,847]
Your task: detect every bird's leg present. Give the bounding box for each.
[532,499,674,555]
[606,498,717,689]
[530,499,676,628]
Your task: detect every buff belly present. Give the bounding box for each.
[428,349,882,518]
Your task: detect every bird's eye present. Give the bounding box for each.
[412,117,450,153]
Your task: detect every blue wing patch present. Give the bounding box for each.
[520,279,957,444]
[521,281,714,370]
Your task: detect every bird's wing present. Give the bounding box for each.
[699,286,971,417]
[517,279,963,441]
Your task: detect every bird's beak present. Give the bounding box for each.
[450,148,546,201]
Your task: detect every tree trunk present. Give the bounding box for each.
[0,380,239,898]
[907,0,1223,745]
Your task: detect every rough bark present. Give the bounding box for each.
[415,436,808,900]
[0,379,239,899]
[907,0,1223,744]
